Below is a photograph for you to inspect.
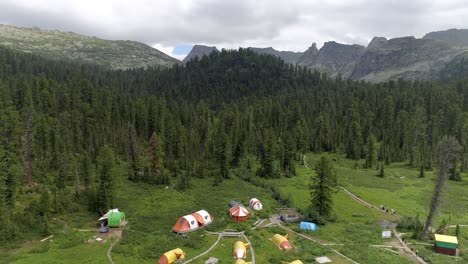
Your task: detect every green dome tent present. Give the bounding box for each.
[108,211,125,227]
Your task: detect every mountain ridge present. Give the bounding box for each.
[0,24,179,69]
[186,28,468,82]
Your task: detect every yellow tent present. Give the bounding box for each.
[282,261,303,264]
[233,241,250,259]
[158,248,185,264]
[271,234,291,250]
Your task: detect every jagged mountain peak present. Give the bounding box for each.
[367,37,388,49]
[182,45,219,62]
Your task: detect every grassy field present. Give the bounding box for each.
[4,152,468,263]
[259,153,468,263]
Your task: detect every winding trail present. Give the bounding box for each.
[183,231,255,264]
[107,237,120,264]
[302,155,428,264]
[183,233,223,264]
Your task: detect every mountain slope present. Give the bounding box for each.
[0,24,179,69]
[350,36,466,81]
[423,28,468,46]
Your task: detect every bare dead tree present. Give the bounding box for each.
[421,136,460,239]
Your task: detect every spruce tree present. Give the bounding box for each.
[310,156,337,219]
[96,145,115,213]
[147,132,166,184]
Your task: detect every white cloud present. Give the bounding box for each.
[0,0,468,57]
[152,43,186,61]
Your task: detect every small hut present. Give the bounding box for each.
[277,208,302,223]
[229,205,249,222]
[434,234,458,256]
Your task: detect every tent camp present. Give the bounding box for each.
[299,221,318,231]
[271,234,291,250]
[249,198,263,210]
[158,248,185,264]
[98,209,126,227]
[434,234,458,256]
[229,205,249,222]
[233,241,250,259]
[172,210,213,233]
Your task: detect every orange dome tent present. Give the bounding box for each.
[158,248,185,264]
[229,205,249,222]
[172,210,213,233]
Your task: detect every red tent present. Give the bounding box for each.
[229,205,249,222]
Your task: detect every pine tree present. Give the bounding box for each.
[148,132,166,184]
[81,152,93,192]
[215,131,231,179]
[365,134,377,169]
[21,85,35,187]
[96,145,115,213]
[127,123,139,182]
[419,164,425,178]
[310,156,337,218]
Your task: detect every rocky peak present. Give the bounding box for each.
[297,42,319,65]
[183,45,219,62]
[367,37,388,49]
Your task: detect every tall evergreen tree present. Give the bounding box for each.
[310,156,337,218]
[96,145,115,214]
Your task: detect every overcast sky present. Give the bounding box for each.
[1,0,468,60]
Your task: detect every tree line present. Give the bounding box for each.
[0,46,467,242]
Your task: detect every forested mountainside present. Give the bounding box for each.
[186,29,468,82]
[0,24,179,69]
[1,45,468,247]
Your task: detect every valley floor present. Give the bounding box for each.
[2,153,467,264]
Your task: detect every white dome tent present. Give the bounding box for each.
[249,198,263,210]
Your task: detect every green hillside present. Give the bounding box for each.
[0,24,179,69]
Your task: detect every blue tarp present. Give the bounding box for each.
[300,221,319,231]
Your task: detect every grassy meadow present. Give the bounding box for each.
[3,153,468,263]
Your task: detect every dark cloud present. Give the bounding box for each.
[1,0,468,58]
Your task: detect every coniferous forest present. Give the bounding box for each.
[1,45,468,256]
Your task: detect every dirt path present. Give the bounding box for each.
[107,221,127,264]
[183,231,255,264]
[183,233,223,264]
[339,186,382,211]
[393,229,428,264]
[302,155,427,263]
